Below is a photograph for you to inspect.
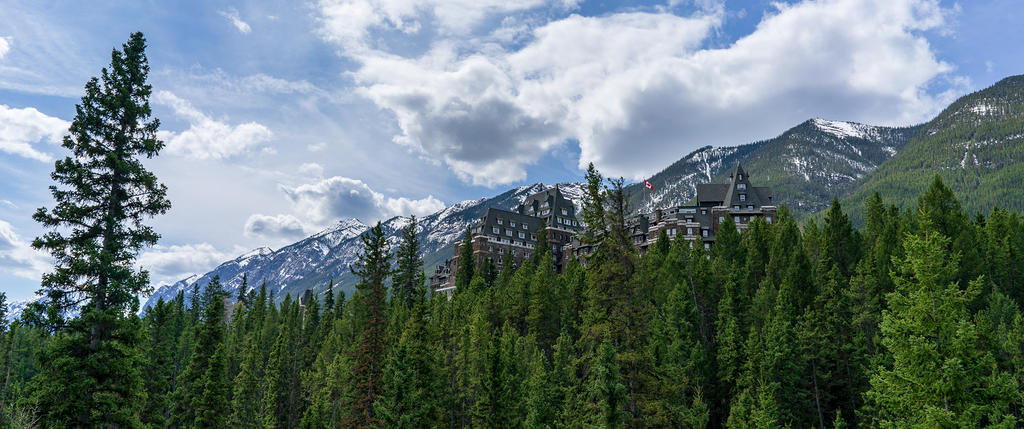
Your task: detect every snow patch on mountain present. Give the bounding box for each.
[811,118,876,140]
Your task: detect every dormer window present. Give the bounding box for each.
[492,227,499,234]
[733,205,740,210]
[701,209,707,215]
[738,183,746,190]
[561,208,567,215]
[510,221,516,227]
[738,174,743,181]
[747,205,754,210]
[739,193,746,202]
[497,218,503,225]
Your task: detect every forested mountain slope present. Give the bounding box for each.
[842,74,1024,224]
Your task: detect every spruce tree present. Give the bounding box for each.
[345,222,392,428]
[28,32,168,427]
[866,217,1015,426]
[394,216,426,309]
[183,277,231,428]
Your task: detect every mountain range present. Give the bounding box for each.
[106,73,1024,310]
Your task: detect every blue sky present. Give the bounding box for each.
[1,0,1021,301]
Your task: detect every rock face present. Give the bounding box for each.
[144,182,587,308]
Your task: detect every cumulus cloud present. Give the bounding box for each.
[0,104,68,162]
[319,0,960,183]
[136,243,233,281]
[281,175,445,224]
[0,220,52,280]
[154,90,273,160]
[219,9,252,34]
[243,214,308,240]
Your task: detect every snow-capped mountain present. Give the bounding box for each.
[144,219,368,309]
[626,117,920,216]
[143,182,586,308]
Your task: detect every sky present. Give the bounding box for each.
[0,0,1022,301]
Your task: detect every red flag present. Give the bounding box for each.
[644,180,653,190]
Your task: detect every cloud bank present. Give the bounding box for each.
[318,0,960,183]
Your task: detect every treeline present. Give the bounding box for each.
[3,169,1024,427]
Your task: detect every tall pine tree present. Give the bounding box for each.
[28,32,168,427]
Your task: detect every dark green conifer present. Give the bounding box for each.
[28,32,168,427]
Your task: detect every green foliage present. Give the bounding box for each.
[26,32,167,428]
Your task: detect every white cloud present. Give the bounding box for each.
[136,243,232,282]
[279,175,445,225]
[0,219,52,281]
[317,0,560,51]
[320,0,960,183]
[154,90,273,160]
[0,104,68,162]
[0,37,10,59]
[243,214,308,240]
[307,142,328,152]
[219,9,252,34]
[298,162,325,177]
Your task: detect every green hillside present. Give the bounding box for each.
[842,75,1024,225]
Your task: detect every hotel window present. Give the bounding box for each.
[497,257,503,265]
[747,205,754,210]
[561,208,567,215]
[767,216,773,224]
[542,210,550,216]
[488,246,493,252]
[505,229,512,236]
[701,209,707,215]
[739,193,746,202]
[542,201,549,207]
[519,232,525,239]
[719,216,725,223]
[510,221,516,227]
[492,227,499,234]
[738,174,743,180]
[531,233,536,240]
[525,252,531,258]
[705,243,711,249]
[498,248,504,254]
[687,227,693,235]
[522,224,528,230]
[510,249,516,256]
[733,205,740,210]
[497,218,503,225]
[738,183,746,190]
[702,229,708,237]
